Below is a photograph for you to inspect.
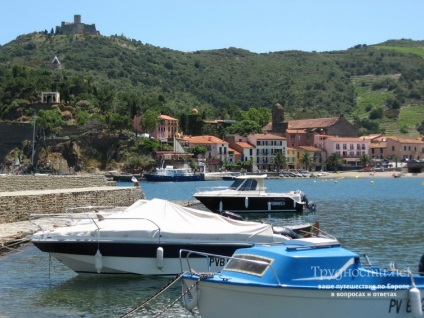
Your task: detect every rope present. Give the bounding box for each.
[120,272,186,318]
[153,271,215,317]
[120,271,215,317]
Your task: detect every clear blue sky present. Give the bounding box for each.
[1,0,423,53]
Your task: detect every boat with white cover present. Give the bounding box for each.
[181,238,424,317]
[193,174,316,214]
[30,199,301,275]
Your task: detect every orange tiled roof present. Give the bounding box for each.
[236,141,254,148]
[182,135,227,144]
[160,114,177,121]
[228,147,241,155]
[326,136,367,142]
[299,146,322,152]
[288,117,340,129]
[262,123,272,131]
[386,136,424,144]
[252,133,286,140]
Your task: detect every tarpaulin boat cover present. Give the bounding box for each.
[46,199,278,243]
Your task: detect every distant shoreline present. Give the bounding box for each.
[316,170,423,179]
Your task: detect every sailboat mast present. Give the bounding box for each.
[31,111,36,166]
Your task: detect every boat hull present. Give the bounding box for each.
[143,174,203,182]
[194,195,304,213]
[32,241,251,275]
[185,280,424,318]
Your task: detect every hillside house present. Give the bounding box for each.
[182,135,229,171]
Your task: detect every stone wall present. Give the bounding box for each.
[0,186,144,223]
[0,175,145,223]
[0,175,115,192]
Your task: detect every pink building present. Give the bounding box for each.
[133,114,179,140]
[314,135,369,165]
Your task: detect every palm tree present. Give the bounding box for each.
[359,154,372,169]
[299,152,312,170]
[392,155,400,170]
[326,152,343,172]
[271,152,287,174]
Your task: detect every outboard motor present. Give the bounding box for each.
[307,201,317,212]
[220,211,244,221]
[272,226,301,239]
[419,254,424,276]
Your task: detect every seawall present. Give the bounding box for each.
[0,175,144,224]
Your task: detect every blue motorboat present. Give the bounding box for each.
[181,238,424,318]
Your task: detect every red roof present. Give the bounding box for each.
[160,114,177,121]
[288,117,340,129]
[182,135,227,144]
[251,133,286,140]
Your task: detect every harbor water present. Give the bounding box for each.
[1,176,424,317]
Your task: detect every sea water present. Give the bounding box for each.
[1,177,423,317]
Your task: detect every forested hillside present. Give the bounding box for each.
[0,32,424,135]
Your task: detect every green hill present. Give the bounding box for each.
[0,33,424,135]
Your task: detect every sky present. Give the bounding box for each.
[1,0,423,53]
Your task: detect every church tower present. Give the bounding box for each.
[271,103,287,134]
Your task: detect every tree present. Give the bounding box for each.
[103,112,131,132]
[299,152,313,170]
[189,145,208,158]
[227,120,262,136]
[141,110,160,134]
[36,109,65,138]
[359,154,372,168]
[242,107,271,127]
[326,152,343,172]
[76,110,90,126]
[271,152,287,173]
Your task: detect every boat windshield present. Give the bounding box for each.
[224,254,272,276]
[229,179,257,191]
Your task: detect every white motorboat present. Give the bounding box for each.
[30,199,296,275]
[193,174,316,214]
[181,238,424,318]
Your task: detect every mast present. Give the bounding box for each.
[31,111,36,166]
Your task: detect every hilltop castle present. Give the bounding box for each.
[56,15,99,36]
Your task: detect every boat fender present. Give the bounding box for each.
[220,211,244,221]
[409,286,422,318]
[94,249,103,274]
[182,281,198,311]
[267,201,271,211]
[219,200,223,212]
[245,197,249,208]
[156,247,164,270]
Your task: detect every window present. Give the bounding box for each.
[224,254,272,277]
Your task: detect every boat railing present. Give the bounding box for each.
[179,249,282,285]
[29,212,163,242]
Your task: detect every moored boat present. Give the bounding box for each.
[29,198,307,276]
[181,239,424,318]
[143,164,204,182]
[193,174,316,214]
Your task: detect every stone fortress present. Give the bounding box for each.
[56,14,99,36]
